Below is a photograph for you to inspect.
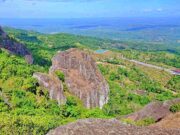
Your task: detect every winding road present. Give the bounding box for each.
[124,58,180,75]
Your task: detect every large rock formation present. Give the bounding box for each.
[0,26,33,64]
[33,72,66,105]
[50,48,109,109]
[125,98,180,122]
[47,118,180,135]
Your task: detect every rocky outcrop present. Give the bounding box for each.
[151,112,180,129]
[47,118,180,135]
[125,98,180,122]
[0,26,33,64]
[50,48,109,109]
[33,72,66,105]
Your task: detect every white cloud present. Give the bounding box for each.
[157,8,163,12]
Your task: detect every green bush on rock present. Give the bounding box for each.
[170,103,180,113]
[55,70,65,82]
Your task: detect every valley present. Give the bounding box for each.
[0,26,180,135]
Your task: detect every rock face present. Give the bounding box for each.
[0,26,33,64]
[33,72,66,105]
[50,48,109,109]
[47,118,180,135]
[151,112,180,129]
[126,98,180,122]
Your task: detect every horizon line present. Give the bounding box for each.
[1,16,180,19]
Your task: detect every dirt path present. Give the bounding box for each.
[97,58,179,75]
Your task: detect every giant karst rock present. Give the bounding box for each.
[34,48,109,108]
[50,48,109,108]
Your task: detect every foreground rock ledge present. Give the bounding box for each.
[151,112,180,129]
[125,98,180,122]
[50,48,109,109]
[47,119,180,135]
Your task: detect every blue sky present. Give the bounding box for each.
[0,0,180,18]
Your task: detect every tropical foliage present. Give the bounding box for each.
[0,27,179,134]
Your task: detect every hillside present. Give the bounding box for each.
[0,27,180,134]
[0,26,33,64]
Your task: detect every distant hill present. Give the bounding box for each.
[4,27,180,53]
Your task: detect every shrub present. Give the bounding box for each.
[61,95,84,118]
[109,72,120,81]
[55,70,65,82]
[170,103,180,113]
[98,64,109,75]
[136,118,155,126]
[84,108,109,118]
[122,117,155,126]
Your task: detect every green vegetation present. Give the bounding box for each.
[122,117,155,126]
[136,118,156,126]
[4,27,180,69]
[120,50,180,68]
[0,27,180,134]
[166,76,180,92]
[0,49,110,134]
[71,25,180,53]
[55,70,65,82]
[170,103,180,113]
[98,60,179,116]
